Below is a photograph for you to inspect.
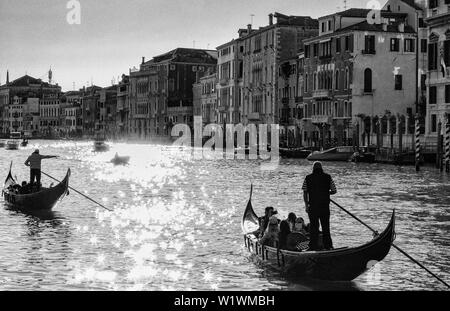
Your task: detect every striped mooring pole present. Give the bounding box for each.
[415,116,421,172]
[445,116,450,173]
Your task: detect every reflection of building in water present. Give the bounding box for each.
[303,6,421,150]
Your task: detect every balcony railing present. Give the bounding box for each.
[312,90,331,98]
[248,112,260,120]
[311,115,332,124]
[362,49,376,55]
[220,78,230,86]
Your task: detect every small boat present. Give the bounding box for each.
[5,140,20,150]
[3,165,70,211]
[94,140,109,152]
[279,147,312,159]
[0,141,5,148]
[307,146,355,162]
[242,186,395,281]
[110,154,130,165]
[20,139,28,147]
[350,146,377,163]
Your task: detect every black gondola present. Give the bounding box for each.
[242,186,395,281]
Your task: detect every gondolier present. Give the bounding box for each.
[302,161,337,251]
[24,149,58,190]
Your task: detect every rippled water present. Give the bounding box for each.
[0,140,449,291]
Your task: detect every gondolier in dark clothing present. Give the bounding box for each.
[24,149,58,190]
[302,161,337,251]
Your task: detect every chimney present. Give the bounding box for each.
[247,24,252,32]
[6,70,9,85]
[269,13,274,26]
[142,57,145,64]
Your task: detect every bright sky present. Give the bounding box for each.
[0,0,373,91]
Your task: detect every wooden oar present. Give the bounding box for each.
[331,199,450,289]
[42,171,113,212]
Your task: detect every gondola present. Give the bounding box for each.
[2,165,70,211]
[242,186,395,281]
[279,147,312,159]
[20,139,28,147]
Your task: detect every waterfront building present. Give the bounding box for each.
[277,52,305,147]
[240,13,319,127]
[98,86,118,138]
[216,39,245,125]
[0,74,61,136]
[116,75,130,138]
[303,8,419,149]
[193,71,217,125]
[81,86,102,136]
[61,90,83,136]
[129,58,153,138]
[39,93,62,137]
[425,0,450,143]
[130,49,217,139]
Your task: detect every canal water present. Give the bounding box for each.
[0,140,448,291]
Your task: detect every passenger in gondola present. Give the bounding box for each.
[292,217,308,235]
[259,215,280,247]
[254,206,275,238]
[278,218,291,249]
[24,149,58,191]
[287,212,297,232]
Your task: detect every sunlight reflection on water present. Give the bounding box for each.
[0,140,449,291]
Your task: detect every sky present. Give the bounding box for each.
[0,0,373,91]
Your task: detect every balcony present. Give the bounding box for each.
[281,97,289,104]
[362,49,376,55]
[248,112,260,121]
[295,96,303,103]
[312,90,331,98]
[220,78,230,86]
[311,115,332,125]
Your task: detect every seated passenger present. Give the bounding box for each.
[287,213,297,232]
[278,219,291,250]
[292,217,308,235]
[259,215,280,247]
[254,207,274,238]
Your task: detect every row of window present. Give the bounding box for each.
[305,68,351,92]
[428,85,450,105]
[305,35,352,58]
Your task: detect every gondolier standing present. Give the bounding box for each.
[302,161,337,250]
[24,149,58,190]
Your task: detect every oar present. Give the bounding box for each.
[42,171,113,212]
[331,199,450,289]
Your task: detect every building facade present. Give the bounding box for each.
[193,72,217,125]
[303,8,418,149]
[425,0,450,142]
[240,13,319,127]
[216,39,244,125]
[278,53,305,147]
[0,74,61,136]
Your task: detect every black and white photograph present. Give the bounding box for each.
[0,0,449,297]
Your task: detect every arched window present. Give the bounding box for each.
[364,68,372,93]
